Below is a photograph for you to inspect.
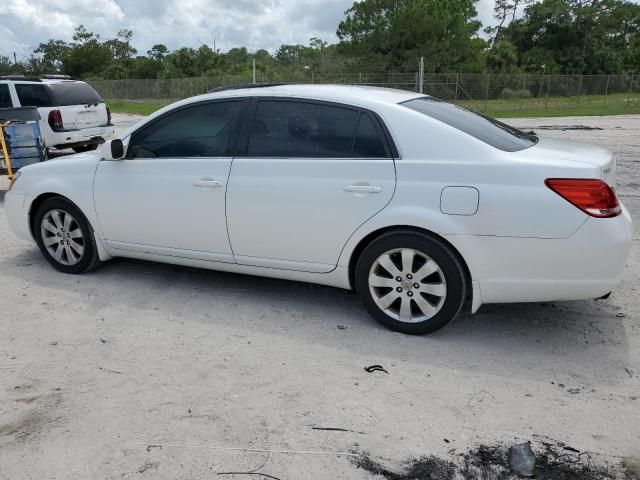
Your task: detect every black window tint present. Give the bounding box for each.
[354,113,389,158]
[248,101,358,157]
[128,101,244,159]
[0,84,12,108]
[402,97,537,152]
[47,82,102,106]
[15,84,53,107]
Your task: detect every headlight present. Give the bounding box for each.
[8,170,21,191]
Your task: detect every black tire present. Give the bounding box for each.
[72,144,98,153]
[355,231,467,335]
[34,197,102,274]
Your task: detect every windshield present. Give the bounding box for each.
[46,82,103,106]
[401,97,537,152]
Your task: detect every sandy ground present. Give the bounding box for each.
[0,114,638,479]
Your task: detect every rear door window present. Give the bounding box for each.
[15,84,53,107]
[127,101,245,158]
[247,100,359,158]
[0,84,12,108]
[47,82,103,106]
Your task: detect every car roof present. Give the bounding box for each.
[0,78,86,85]
[200,84,423,108]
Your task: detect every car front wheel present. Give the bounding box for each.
[355,231,467,335]
[34,197,101,274]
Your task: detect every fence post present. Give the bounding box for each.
[627,74,633,107]
[454,74,459,104]
[577,75,583,108]
[485,74,490,112]
[252,58,256,84]
[418,57,424,94]
[604,75,610,106]
[520,74,526,110]
[546,75,551,110]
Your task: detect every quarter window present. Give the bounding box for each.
[0,84,12,108]
[247,101,359,158]
[15,84,53,107]
[353,113,388,158]
[127,101,244,158]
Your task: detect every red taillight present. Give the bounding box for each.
[545,178,621,218]
[106,106,111,125]
[48,109,64,131]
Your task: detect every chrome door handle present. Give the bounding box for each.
[193,179,224,188]
[343,185,382,194]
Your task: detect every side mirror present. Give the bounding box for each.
[102,139,125,160]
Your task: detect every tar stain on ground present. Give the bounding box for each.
[354,441,634,479]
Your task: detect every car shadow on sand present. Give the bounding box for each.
[1,245,632,384]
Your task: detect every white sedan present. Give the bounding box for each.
[4,85,633,334]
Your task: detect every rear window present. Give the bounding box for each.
[402,97,537,152]
[0,84,12,108]
[15,84,53,107]
[46,82,103,106]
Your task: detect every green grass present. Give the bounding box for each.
[107,101,169,116]
[108,92,640,119]
[461,92,640,118]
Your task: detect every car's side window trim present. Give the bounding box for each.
[125,98,249,160]
[234,96,398,159]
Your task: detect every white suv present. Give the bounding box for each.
[0,76,115,153]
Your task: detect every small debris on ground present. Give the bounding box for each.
[364,365,389,374]
[337,325,347,329]
[138,461,159,474]
[354,440,624,479]
[509,443,536,477]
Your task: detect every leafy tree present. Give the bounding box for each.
[105,29,137,60]
[63,25,112,77]
[0,55,14,76]
[336,0,483,71]
[147,44,169,61]
[34,40,70,73]
[504,0,640,74]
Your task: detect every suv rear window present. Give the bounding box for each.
[46,82,103,106]
[15,84,53,107]
[401,97,537,152]
[0,84,12,108]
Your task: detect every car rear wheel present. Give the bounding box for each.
[355,231,467,335]
[34,197,101,274]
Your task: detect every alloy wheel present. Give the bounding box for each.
[40,209,85,266]
[368,248,447,323]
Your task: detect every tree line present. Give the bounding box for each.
[1,0,639,81]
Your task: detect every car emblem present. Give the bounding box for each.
[602,167,611,175]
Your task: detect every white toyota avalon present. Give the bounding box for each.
[4,84,633,334]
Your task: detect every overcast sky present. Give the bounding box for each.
[0,0,635,59]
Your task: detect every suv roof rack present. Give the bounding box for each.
[209,83,286,93]
[42,74,74,80]
[0,75,42,82]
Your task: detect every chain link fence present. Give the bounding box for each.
[91,73,640,114]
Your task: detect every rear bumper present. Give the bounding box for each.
[47,125,115,149]
[446,204,634,305]
[5,192,34,242]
